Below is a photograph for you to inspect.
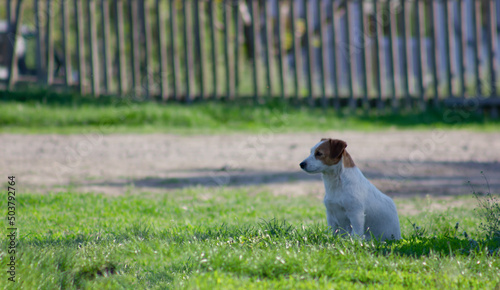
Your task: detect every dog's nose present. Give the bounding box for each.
[300,162,307,169]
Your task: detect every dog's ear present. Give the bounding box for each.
[328,139,347,159]
[320,138,328,141]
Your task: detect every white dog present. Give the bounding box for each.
[300,138,401,240]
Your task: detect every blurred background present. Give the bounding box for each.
[1,0,500,115]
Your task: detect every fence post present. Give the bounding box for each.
[341,2,354,110]
[422,0,438,106]
[193,0,205,99]
[263,0,272,98]
[327,0,339,109]
[88,0,100,96]
[273,0,285,99]
[182,0,192,102]
[115,0,127,95]
[453,0,465,98]
[372,0,382,112]
[74,0,86,94]
[395,0,410,109]
[481,1,495,97]
[128,0,141,96]
[46,0,54,86]
[223,0,232,100]
[101,0,113,93]
[301,0,313,104]
[61,0,73,86]
[355,0,368,112]
[208,0,217,99]
[169,0,180,100]
[315,0,326,108]
[290,0,300,100]
[7,0,24,90]
[250,0,259,103]
[410,0,425,110]
[156,0,168,100]
[140,0,152,99]
[35,0,45,84]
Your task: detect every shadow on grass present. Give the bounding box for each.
[86,160,500,197]
[15,219,500,258]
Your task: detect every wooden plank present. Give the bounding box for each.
[496,0,500,90]
[101,0,112,93]
[372,0,382,111]
[7,0,24,90]
[114,0,127,95]
[316,0,326,108]
[262,0,272,98]
[74,0,86,94]
[208,0,217,98]
[290,0,299,100]
[382,0,396,111]
[250,0,259,102]
[481,1,495,96]
[274,0,284,99]
[7,0,12,25]
[35,0,45,84]
[182,0,192,102]
[302,0,313,104]
[470,0,481,97]
[141,0,152,99]
[233,1,240,98]
[193,0,205,99]
[424,0,438,106]
[328,0,339,109]
[343,2,354,110]
[453,0,465,98]
[46,0,54,85]
[128,0,141,95]
[87,0,100,96]
[396,0,409,108]
[413,0,424,110]
[169,0,180,100]
[441,0,452,97]
[223,0,231,99]
[357,0,368,112]
[156,0,168,100]
[61,0,72,86]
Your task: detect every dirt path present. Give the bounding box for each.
[1,131,499,197]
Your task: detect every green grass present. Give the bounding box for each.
[1,90,499,134]
[4,188,500,289]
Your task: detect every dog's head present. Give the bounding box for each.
[299,138,349,174]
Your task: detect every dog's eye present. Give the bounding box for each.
[315,151,323,157]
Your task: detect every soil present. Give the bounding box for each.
[1,131,499,199]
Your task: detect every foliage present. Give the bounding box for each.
[472,173,500,242]
[1,89,499,134]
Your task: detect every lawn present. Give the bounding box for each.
[1,90,500,134]
[5,187,500,289]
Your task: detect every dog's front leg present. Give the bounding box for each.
[326,210,339,234]
[347,211,366,238]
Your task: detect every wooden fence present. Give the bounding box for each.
[1,0,500,113]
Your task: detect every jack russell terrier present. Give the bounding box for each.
[300,138,401,240]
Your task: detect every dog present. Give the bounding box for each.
[300,138,401,241]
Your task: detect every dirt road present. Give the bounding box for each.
[1,131,499,197]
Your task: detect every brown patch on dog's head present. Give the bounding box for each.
[315,139,347,165]
[342,150,355,168]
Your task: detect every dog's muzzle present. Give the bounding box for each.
[299,162,307,169]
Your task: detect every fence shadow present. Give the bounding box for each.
[87,160,500,197]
